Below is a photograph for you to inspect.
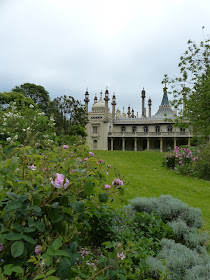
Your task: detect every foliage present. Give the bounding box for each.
[0,101,56,146]
[131,194,203,229]
[12,83,50,113]
[48,95,87,137]
[194,142,210,180]
[162,145,200,176]
[163,28,210,141]
[163,145,210,180]
[0,144,128,279]
[146,239,210,280]
[0,92,34,108]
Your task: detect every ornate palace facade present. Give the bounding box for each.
[85,87,192,152]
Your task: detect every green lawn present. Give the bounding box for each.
[94,150,210,232]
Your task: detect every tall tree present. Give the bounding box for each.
[49,95,87,137]
[12,83,50,112]
[163,28,210,142]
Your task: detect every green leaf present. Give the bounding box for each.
[13,224,24,232]
[52,238,62,251]
[22,235,36,244]
[61,206,73,216]
[45,277,60,280]
[34,274,45,280]
[24,227,35,233]
[6,232,22,241]
[11,241,24,257]
[69,241,78,253]
[12,266,24,274]
[46,269,56,277]
[54,250,69,257]
[34,222,45,232]
[57,257,71,280]
[72,201,84,213]
[84,181,94,196]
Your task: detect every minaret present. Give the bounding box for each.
[127,105,131,118]
[104,87,110,123]
[84,89,89,114]
[148,97,152,117]
[141,88,146,117]
[131,108,134,118]
[94,94,98,104]
[111,93,116,123]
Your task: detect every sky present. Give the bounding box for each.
[0,0,209,115]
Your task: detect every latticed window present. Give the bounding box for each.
[93,126,98,133]
[143,126,148,133]
[167,125,172,132]
[155,126,160,133]
[121,126,126,132]
[132,126,137,133]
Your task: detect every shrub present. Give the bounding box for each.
[131,195,203,228]
[162,145,200,176]
[146,239,210,280]
[194,143,210,180]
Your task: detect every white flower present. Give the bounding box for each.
[27,127,30,131]
[22,129,26,132]
[6,137,11,141]
[29,104,34,108]
[14,135,18,139]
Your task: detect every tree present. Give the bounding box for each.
[48,95,87,137]
[164,28,210,142]
[0,91,34,108]
[12,83,50,112]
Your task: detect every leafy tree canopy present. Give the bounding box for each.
[12,83,50,112]
[48,95,87,137]
[0,91,35,107]
[163,27,210,142]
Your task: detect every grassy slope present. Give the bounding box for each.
[95,150,210,232]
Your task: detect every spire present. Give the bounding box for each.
[161,86,170,106]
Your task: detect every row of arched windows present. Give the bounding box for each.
[121,125,178,133]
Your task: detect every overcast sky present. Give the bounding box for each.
[0,0,209,115]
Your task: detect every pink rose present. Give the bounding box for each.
[63,145,69,149]
[35,245,42,255]
[51,173,69,189]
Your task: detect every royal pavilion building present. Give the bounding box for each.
[84,86,192,152]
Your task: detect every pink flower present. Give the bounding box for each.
[28,165,36,171]
[174,167,177,170]
[112,178,124,186]
[63,145,69,149]
[106,172,109,175]
[178,161,182,164]
[71,169,75,173]
[51,173,69,189]
[166,160,168,162]
[107,165,111,168]
[35,245,41,255]
[89,152,94,157]
[0,244,3,251]
[98,159,103,163]
[117,243,121,247]
[105,184,111,189]
[117,252,126,260]
[84,158,88,161]
[193,156,198,161]
[42,168,46,172]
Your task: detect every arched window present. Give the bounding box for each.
[155,126,160,133]
[121,126,126,132]
[132,126,137,133]
[167,125,172,132]
[93,140,97,150]
[143,126,148,133]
